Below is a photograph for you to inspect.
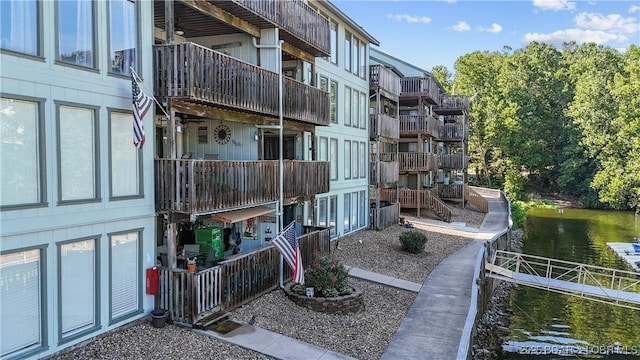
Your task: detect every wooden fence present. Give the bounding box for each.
[464,185,489,213]
[380,189,452,222]
[370,202,400,230]
[158,227,331,325]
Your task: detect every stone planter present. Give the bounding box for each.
[283,282,364,314]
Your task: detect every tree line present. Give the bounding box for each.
[433,42,639,210]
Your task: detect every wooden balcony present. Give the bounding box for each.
[159,227,331,325]
[370,65,401,100]
[370,113,399,139]
[398,152,438,172]
[438,154,467,169]
[400,76,440,105]
[209,0,330,57]
[437,123,466,141]
[380,189,452,222]
[370,160,400,185]
[399,114,439,137]
[155,159,330,213]
[153,43,330,126]
[434,95,469,115]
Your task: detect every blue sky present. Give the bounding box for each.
[333,0,640,72]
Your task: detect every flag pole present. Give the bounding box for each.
[130,67,171,119]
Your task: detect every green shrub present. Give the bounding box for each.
[399,230,428,254]
[292,249,352,298]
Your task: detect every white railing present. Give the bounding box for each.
[487,250,640,310]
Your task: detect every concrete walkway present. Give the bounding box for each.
[196,197,509,360]
[381,197,509,360]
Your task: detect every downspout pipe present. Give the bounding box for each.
[252,30,286,288]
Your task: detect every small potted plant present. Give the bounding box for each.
[186,257,197,273]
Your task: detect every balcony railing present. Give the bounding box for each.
[399,114,439,137]
[438,154,467,169]
[153,43,329,126]
[370,161,399,185]
[211,0,330,56]
[398,152,438,172]
[434,95,469,115]
[437,123,466,141]
[400,76,440,104]
[370,113,399,139]
[436,183,463,199]
[155,159,329,213]
[370,65,401,98]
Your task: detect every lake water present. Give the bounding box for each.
[501,208,640,359]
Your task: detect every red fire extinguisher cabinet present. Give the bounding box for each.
[146,267,159,295]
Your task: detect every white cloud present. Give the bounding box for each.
[575,12,640,34]
[532,0,576,11]
[523,29,626,46]
[479,23,503,34]
[452,21,471,32]
[386,14,431,24]
[630,5,640,14]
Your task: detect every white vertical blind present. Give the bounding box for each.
[110,112,139,197]
[0,98,40,206]
[59,106,96,201]
[0,249,41,357]
[110,232,139,319]
[60,239,95,337]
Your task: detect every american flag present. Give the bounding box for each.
[272,222,304,284]
[131,72,152,148]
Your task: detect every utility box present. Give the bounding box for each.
[195,227,224,261]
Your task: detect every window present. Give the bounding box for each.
[330,138,338,180]
[344,140,351,179]
[352,37,359,76]
[318,137,328,162]
[0,248,44,358]
[110,111,141,198]
[56,0,95,68]
[59,238,98,341]
[329,195,337,238]
[1,97,44,208]
[344,86,351,126]
[110,230,141,321]
[359,42,366,79]
[330,20,337,64]
[108,0,137,76]
[319,76,328,92]
[360,92,367,129]
[352,89,359,128]
[0,0,39,55]
[359,142,366,179]
[359,190,366,227]
[58,104,99,203]
[351,192,358,230]
[344,31,351,72]
[330,81,338,124]
[352,141,358,179]
[343,194,351,233]
[318,198,327,227]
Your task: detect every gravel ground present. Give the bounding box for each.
[52,205,485,360]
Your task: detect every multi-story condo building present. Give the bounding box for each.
[308,2,378,239]
[371,48,477,222]
[1,1,157,358]
[1,1,377,357]
[369,64,402,230]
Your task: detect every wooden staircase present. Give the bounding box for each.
[380,189,453,222]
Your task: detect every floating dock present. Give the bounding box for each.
[606,242,640,272]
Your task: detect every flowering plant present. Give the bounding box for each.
[292,249,352,297]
